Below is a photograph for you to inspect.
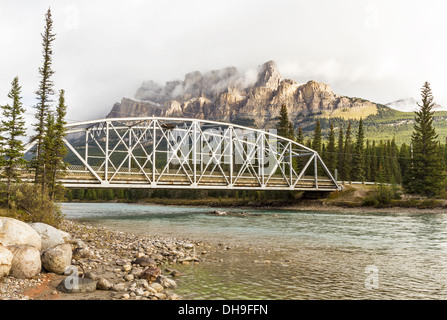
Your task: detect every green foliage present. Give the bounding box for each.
[0,76,27,207]
[6,184,64,227]
[403,82,446,196]
[32,8,56,184]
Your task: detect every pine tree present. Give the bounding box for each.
[370,140,378,182]
[343,122,352,181]
[326,122,337,176]
[45,90,68,199]
[337,126,344,180]
[0,77,27,207]
[296,126,304,145]
[403,82,446,196]
[312,119,322,154]
[32,8,56,186]
[398,143,411,179]
[277,104,291,138]
[352,118,365,181]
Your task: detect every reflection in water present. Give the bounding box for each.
[62,202,447,300]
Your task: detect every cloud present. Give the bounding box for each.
[1,0,447,131]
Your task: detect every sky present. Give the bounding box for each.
[1,0,447,127]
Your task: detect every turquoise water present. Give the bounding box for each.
[62,202,447,299]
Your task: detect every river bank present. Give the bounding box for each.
[64,184,447,214]
[0,219,227,300]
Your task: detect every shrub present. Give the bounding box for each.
[9,183,64,227]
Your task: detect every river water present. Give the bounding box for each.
[61,202,447,300]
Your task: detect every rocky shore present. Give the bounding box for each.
[0,218,207,300]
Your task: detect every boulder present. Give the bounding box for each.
[56,277,97,293]
[29,222,65,251]
[58,230,72,243]
[0,246,13,278]
[0,217,41,250]
[41,243,72,274]
[139,266,161,283]
[7,245,41,279]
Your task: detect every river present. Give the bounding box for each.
[61,202,447,300]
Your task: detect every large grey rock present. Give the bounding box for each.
[29,222,65,251]
[0,246,13,278]
[56,277,97,293]
[41,243,72,275]
[0,217,41,250]
[7,245,41,279]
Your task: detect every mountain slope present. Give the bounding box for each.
[107,60,379,128]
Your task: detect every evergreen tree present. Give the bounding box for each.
[296,126,304,145]
[32,8,56,185]
[403,82,446,196]
[337,126,344,181]
[398,143,411,179]
[352,118,365,181]
[0,77,27,207]
[326,122,337,176]
[312,119,322,154]
[370,140,378,182]
[343,122,352,181]
[277,104,291,138]
[46,90,68,199]
[365,140,371,181]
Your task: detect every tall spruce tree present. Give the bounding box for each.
[403,82,446,196]
[45,90,68,199]
[352,118,365,181]
[296,126,304,145]
[312,119,322,154]
[32,8,56,186]
[277,104,291,138]
[343,122,352,181]
[337,126,344,180]
[0,77,27,207]
[326,122,337,176]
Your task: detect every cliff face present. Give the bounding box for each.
[107,60,378,128]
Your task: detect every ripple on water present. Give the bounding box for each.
[62,203,447,300]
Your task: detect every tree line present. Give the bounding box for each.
[277,81,447,197]
[0,8,66,226]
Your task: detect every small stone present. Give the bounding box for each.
[154,292,166,299]
[122,264,132,272]
[84,271,100,281]
[111,283,127,292]
[156,275,177,289]
[97,278,113,290]
[115,259,127,266]
[124,274,134,282]
[170,270,184,277]
[139,267,161,283]
[122,293,130,300]
[149,282,164,292]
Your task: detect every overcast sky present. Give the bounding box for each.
[1,0,446,126]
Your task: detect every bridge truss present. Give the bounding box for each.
[27,117,340,191]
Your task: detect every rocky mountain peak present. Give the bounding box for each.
[254,60,283,90]
[107,60,380,128]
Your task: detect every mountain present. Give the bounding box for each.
[386,98,447,112]
[106,60,380,129]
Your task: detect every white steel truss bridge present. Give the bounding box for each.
[25,117,340,191]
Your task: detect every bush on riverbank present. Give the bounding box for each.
[0,184,64,227]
